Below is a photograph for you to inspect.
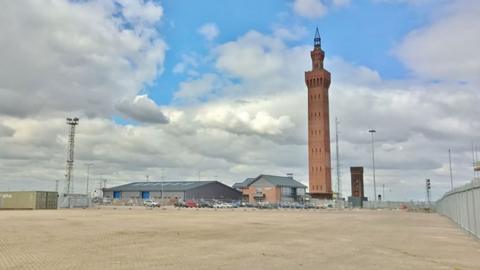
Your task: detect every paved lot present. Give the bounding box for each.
[0,208,479,270]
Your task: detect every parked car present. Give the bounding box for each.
[143,200,160,207]
[198,201,213,208]
[174,201,186,208]
[185,200,198,208]
[102,197,112,204]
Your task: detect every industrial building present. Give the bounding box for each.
[103,181,241,202]
[233,175,307,204]
[0,191,58,210]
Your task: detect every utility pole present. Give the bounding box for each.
[65,117,79,194]
[369,129,377,201]
[85,163,93,195]
[448,149,453,190]
[335,118,341,199]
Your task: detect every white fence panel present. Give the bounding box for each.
[436,181,480,239]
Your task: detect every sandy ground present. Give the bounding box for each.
[0,208,479,270]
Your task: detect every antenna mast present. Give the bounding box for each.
[65,117,79,194]
[335,118,341,199]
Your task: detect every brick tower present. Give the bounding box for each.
[305,28,332,199]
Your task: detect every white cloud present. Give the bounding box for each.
[293,0,328,18]
[327,57,381,85]
[174,74,224,102]
[0,0,166,118]
[215,31,309,88]
[172,53,200,75]
[198,23,220,41]
[272,24,308,41]
[0,123,14,138]
[394,0,480,82]
[116,95,169,124]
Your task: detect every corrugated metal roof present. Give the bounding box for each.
[104,181,216,192]
[257,175,307,188]
[233,175,306,189]
[232,178,255,189]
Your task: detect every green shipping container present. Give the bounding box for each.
[0,191,58,210]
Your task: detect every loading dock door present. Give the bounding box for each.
[141,191,150,199]
[113,191,121,199]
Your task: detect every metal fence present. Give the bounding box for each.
[436,180,480,239]
[362,201,430,210]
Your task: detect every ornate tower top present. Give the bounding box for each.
[310,27,326,71]
[314,27,321,49]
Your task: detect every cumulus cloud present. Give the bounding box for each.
[174,74,224,102]
[293,0,328,18]
[0,0,166,118]
[0,123,14,138]
[272,24,308,41]
[394,0,480,82]
[198,23,220,41]
[172,53,201,75]
[215,30,309,91]
[292,0,351,18]
[116,95,169,124]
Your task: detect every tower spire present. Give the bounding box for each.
[314,27,321,48]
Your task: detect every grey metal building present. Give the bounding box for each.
[103,181,242,202]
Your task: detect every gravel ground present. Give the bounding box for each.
[0,208,479,270]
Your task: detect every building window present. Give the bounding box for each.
[282,187,293,197]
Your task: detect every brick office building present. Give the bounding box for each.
[233,175,306,204]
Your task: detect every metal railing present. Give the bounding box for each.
[436,180,480,239]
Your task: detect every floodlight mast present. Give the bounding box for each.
[65,117,79,194]
[369,129,377,201]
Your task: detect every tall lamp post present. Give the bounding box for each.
[85,163,94,196]
[369,129,377,201]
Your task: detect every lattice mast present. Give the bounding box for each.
[65,117,79,194]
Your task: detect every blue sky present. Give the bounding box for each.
[148,0,430,105]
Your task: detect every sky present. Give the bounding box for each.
[0,0,479,201]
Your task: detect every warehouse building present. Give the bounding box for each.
[233,175,307,204]
[103,181,241,203]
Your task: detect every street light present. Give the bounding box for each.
[369,129,377,201]
[85,163,94,196]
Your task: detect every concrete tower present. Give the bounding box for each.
[305,28,332,199]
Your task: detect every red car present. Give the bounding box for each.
[185,200,198,208]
